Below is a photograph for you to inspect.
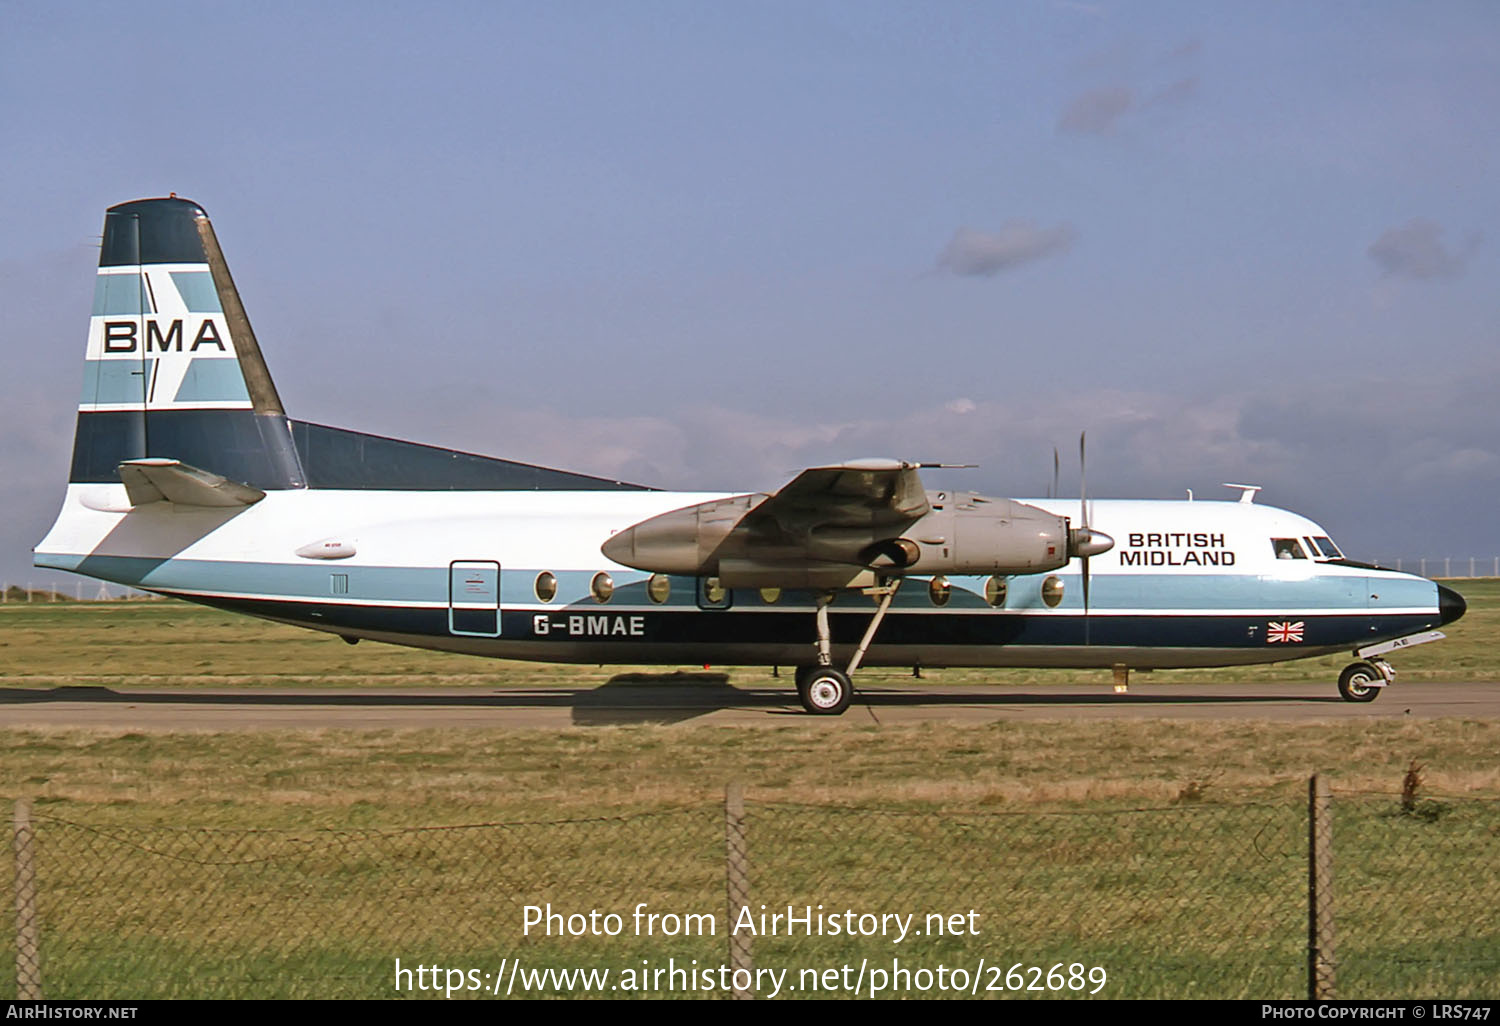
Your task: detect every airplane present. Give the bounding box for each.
[33,197,1468,714]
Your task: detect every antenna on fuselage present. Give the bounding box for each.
[1223,483,1262,504]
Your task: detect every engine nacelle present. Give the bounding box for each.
[603,490,1111,584]
[897,495,1073,575]
[600,493,763,575]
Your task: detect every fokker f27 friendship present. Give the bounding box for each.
[35,198,1467,714]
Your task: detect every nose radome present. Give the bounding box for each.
[1437,583,1467,626]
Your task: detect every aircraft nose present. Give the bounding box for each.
[1437,583,1467,626]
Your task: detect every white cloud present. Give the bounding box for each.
[936,223,1076,277]
[1057,86,1134,135]
[1368,219,1480,280]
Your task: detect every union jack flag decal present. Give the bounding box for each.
[1266,621,1305,644]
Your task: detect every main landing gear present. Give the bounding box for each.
[792,583,899,715]
[795,665,853,715]
[1338,658,1394,703]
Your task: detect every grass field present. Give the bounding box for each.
[2,581,1499,816]
[2,584,1498,998]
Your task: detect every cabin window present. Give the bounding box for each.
[591,572,614,603]
[1271,538,1307,560]
[534,571,557,603]
[698,576,730,608]
[647,573,670,604]
[985,575,1007,607]
[759,587,782,604]
[1041,575,1064,607]
[928,576,951,606]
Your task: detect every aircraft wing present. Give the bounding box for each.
[744,459,931,535]
[602,459,936,587]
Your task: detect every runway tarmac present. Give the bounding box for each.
[2,679,1498,729]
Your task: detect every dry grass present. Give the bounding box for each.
[4,586,1497,998]
[4,586,1499,821]
[4,717,1499,828]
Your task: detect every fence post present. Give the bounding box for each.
[725,781,752,999]
[14,799,41,1000]
[1307,774,1335,1000]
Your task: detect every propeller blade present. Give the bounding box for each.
[1082,553,1091,644]
[1079,431,1091,643]
[1079,431,1088,528]
[1051,447,1059,500]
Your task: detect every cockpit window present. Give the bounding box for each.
[1312,536,1342,559]
[1272,538,1307,560]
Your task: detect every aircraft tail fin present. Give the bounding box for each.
[72,197,304,490]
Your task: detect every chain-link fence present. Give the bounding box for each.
[1375,558,1499,579]
[5,786,1497,999]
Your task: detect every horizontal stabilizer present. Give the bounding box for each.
[117,458,266,508]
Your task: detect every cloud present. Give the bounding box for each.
[1367,219,1480,280]
[456,368,1500,560]
[1163,39,1202,62]
[936,223,1076,277]
[1057,86,1134,135]
[1144,77,1198,108]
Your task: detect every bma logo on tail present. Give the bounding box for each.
[102,318,227,353]
[82,262,251,412]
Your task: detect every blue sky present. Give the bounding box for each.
[3,1,1497,587]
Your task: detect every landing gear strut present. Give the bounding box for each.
[792,582,899,715]
[1338,658,1393,703]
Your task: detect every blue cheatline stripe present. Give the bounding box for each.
[173,358,250,403]
[168,271,221,313]
[155,592,1440,654]
[1023,571,1437,612]
[80,359,150,405]
[38,554,1439,621]
[92,274,148,315]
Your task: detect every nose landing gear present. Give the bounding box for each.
[1337,658,1394,703]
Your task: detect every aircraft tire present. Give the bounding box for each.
[1337,662,1383,703]
[796,666,852,716]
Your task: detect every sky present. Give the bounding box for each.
[3,1,1498,588]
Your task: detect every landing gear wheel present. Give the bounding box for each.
[1338,662,1383,703]
[796,665,853,716]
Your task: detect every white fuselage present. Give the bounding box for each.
[35,485,1448,671]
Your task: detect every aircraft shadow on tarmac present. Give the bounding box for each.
[0,677,1344,727]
